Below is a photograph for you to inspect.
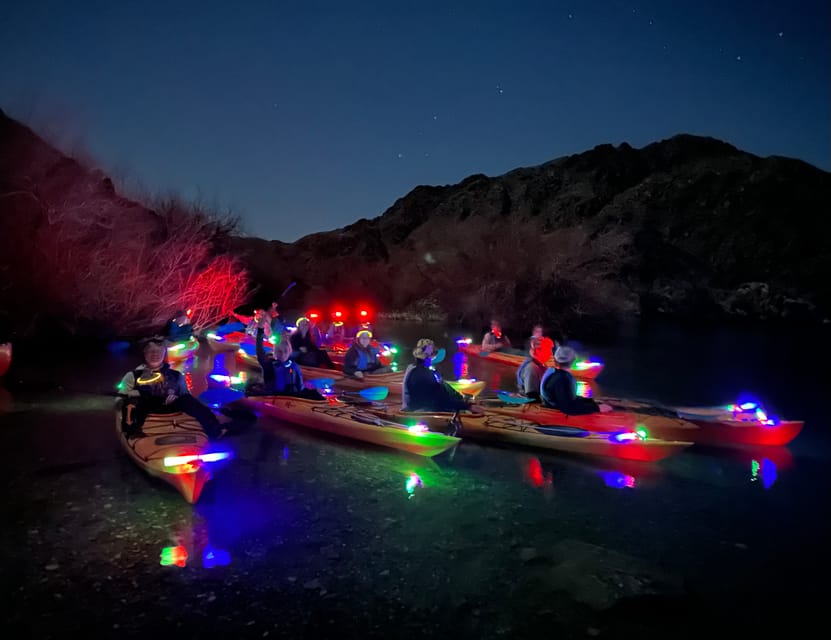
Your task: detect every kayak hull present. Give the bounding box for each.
[166,337,200,361]
[365,408,689,462]
[115,410,213,503]
[240,395,459,457]
[0,343,10,377]
[461,344,604,380]
[600,397,803,447]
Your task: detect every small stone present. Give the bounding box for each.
[379,570,390,576]
[45,563,59,571]
[587,628,600,637]
[734,543,748,550]
[303,579,322,590]
[519,547,538,562]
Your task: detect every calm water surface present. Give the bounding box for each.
[1,319,828,638]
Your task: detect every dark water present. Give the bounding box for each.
[1,320,828,639]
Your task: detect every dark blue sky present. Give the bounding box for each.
[2,0,828,241]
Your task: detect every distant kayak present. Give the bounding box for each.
[115,410,229,503]
[166,336,199,361]
[459,343,604,380]
[240,395,460,457]
[0,343,11,377]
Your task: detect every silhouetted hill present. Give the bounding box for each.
[234,134,830,333]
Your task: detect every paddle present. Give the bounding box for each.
[277,281,297,300]
[342,386,389,402]
[496,390,536,405]
[431,347,446,365]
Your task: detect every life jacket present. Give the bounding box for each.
[270,358,303,394]
[132,364,181,399]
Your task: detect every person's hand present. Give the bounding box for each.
[354,371,364,379]
[599,403,613,413]
[256,312,267,329]
[165,393,177,405]
[469,403,485,415]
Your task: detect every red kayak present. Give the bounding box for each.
[0,343,10,377]
[489,394,802,448]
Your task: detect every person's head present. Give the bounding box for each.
[273,340,292,363]
[553,346,576,369]
[356,329,372,348]
[141,337,167,369]
[490,319,503,337]
[413,338,435,362]
[296,317,310,335]
[173,310,189,326]
[530,337,553,363]
[531,324,544,339]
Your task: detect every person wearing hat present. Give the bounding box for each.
[291,317,336,369]
[166,310,194,342]
[516,336,554,400]
[481,319,512,353]
[119,337,224,439]
[403,339,485,413]
[342,330,391,379]
[249,314,324,399]
[540,346,612,415]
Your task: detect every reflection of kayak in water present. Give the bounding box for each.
[115,409,230,503]
[459,343,604,380]
[0,343,11,377]
[239,395,460,458]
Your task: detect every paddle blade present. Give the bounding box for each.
[358,386,389,401]
[432,347,446,365]
[497,390,536,405]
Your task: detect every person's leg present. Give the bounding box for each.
[171,395,223,439]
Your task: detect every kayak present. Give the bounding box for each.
[324,341,395,367]
[206,330,248,352]
[0,343,10,377]
[600,397,804,447]
[239,395,460,457]
[115,409,229,503]
[166,336,200,361]
[300,365,406,392]
[460,343,604,380]
[362,407,690,462]
[487,395,802,448]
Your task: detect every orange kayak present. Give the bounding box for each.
[240,395,459,457]
[460,343,604,380]
[115,410,229,503]
[363,407,690,462]
[0,343,10,377]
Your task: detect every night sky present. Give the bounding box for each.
[1,0,828,241]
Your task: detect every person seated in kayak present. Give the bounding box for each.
[516,336,554,400]
[527,324,556,356]
[540,346,612,415]
[120,337,223,439]
[326,318,347,345]
[291,317,336,369]
[403,338,484,414]
[481,319,511,353]
[252,316,324,399]
[166,310,193,342]
[342,330,392,379]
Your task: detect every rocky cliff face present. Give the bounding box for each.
[235,135,830,333]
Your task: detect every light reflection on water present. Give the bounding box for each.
[2,319,828,622]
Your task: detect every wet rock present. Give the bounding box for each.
[544,539,682,610]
